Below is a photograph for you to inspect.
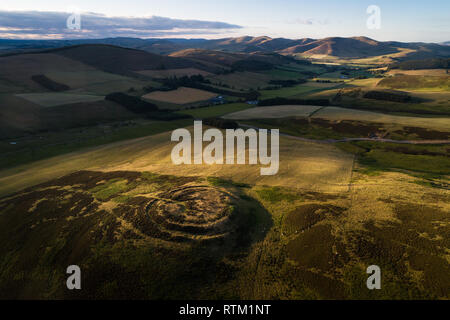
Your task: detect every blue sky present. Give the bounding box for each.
[0,0,449,42]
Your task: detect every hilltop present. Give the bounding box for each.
[2,36,450,60]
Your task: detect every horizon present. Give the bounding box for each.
[0,0,449,43]
[0,34,448,45]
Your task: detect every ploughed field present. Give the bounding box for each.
[142,87,218,105]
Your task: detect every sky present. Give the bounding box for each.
[0,0,449,42]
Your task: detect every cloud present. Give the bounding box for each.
[291,18,329,26]
[0,10,242,39]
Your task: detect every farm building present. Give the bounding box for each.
[209,96,226,105]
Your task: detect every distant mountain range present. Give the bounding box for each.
[1,36,450,60]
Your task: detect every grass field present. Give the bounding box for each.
[309,85,450,115]
[262,68,304,80]
[301,48,418,67]
[345,141,450,175]
[0,94,42,138]
[45,70,134,88]
[259,82,340,99]
[408,91,450,106]
[245,116,449,142]
[207,71,272,90]
[378,74,450,92]
[142,87,218,105]
[0,118,191,170]
[137,68,213,78]
[312,107,450,131]
[0,127,355,197]
[224,104,450,131]
[45,70,152,95]
[387,69,449,76]
[0,78,27,93]
[243,117,449,178]
[15,93,105,107]
[345,78,381,87]
[0,53,98,93]
[71,80,152,96]
[147,64,353,103]
[280,63,328,73]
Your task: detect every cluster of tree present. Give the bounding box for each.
[315,79,345,83]
[31,74,70,92]
[258,97,331,107]
[159,75,260,100]
[294,59,313,66]
[160,75,208,90]
[268,79,307,87]
[274,66,318,79]
[203,118,239,129]
[323,65,340,73]
[192,84,259,100]
[300,70,319,78]
[105,92,191,120]
[363,90,412,103]
[106,92,158,113]
[145,111,192,121]
[389,58,450,70]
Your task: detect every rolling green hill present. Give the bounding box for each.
[0,35,449,301]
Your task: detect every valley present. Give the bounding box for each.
[0,35,448,300]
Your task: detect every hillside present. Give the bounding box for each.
[0,95,137,139]
[157,36,450,60]
[0,126,448,299]
[0,53,100,92]
[49,44,217,76]
[281,37,399,57]
[170,49,245,68]
[3,37,450,60]
[170,48,297,69]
